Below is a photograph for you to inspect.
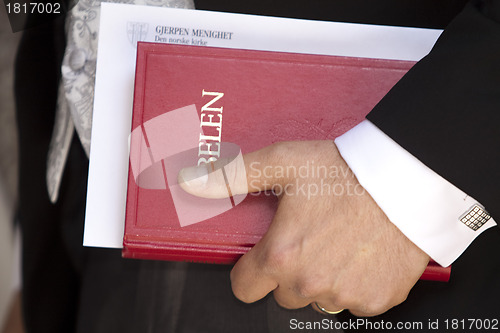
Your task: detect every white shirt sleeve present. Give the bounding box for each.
[334,119,497,267]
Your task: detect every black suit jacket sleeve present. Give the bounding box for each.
[367,0,500,219]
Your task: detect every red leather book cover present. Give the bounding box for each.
[123,42,450,282]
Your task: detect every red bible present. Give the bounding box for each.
[123,42,451,282]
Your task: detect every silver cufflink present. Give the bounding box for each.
[460,204,491,231]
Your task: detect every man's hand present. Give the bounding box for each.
[179,140,429,316]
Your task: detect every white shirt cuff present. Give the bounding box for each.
[334,120,497,267]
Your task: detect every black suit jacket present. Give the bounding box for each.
[368,1,500,219]
[362,1,500,329]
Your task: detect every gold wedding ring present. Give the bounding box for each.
[315,302,344,315]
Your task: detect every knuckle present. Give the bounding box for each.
[294,278,323,299]
[272,291,295,310]
[261,245,292,273]
[334,292,350,308]
[230,281,254,304]
[232,288,252,303]
[229,270,254,304]
[338,290,389,316]
[359,297,393,316]
[381,288,408,309]
[363,303,386,316]
[395,291,408,306]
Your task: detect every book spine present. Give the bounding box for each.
[123,240,451,281]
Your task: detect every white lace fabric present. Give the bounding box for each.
[47,0,195,203]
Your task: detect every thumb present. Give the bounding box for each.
[178,144,288,198]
